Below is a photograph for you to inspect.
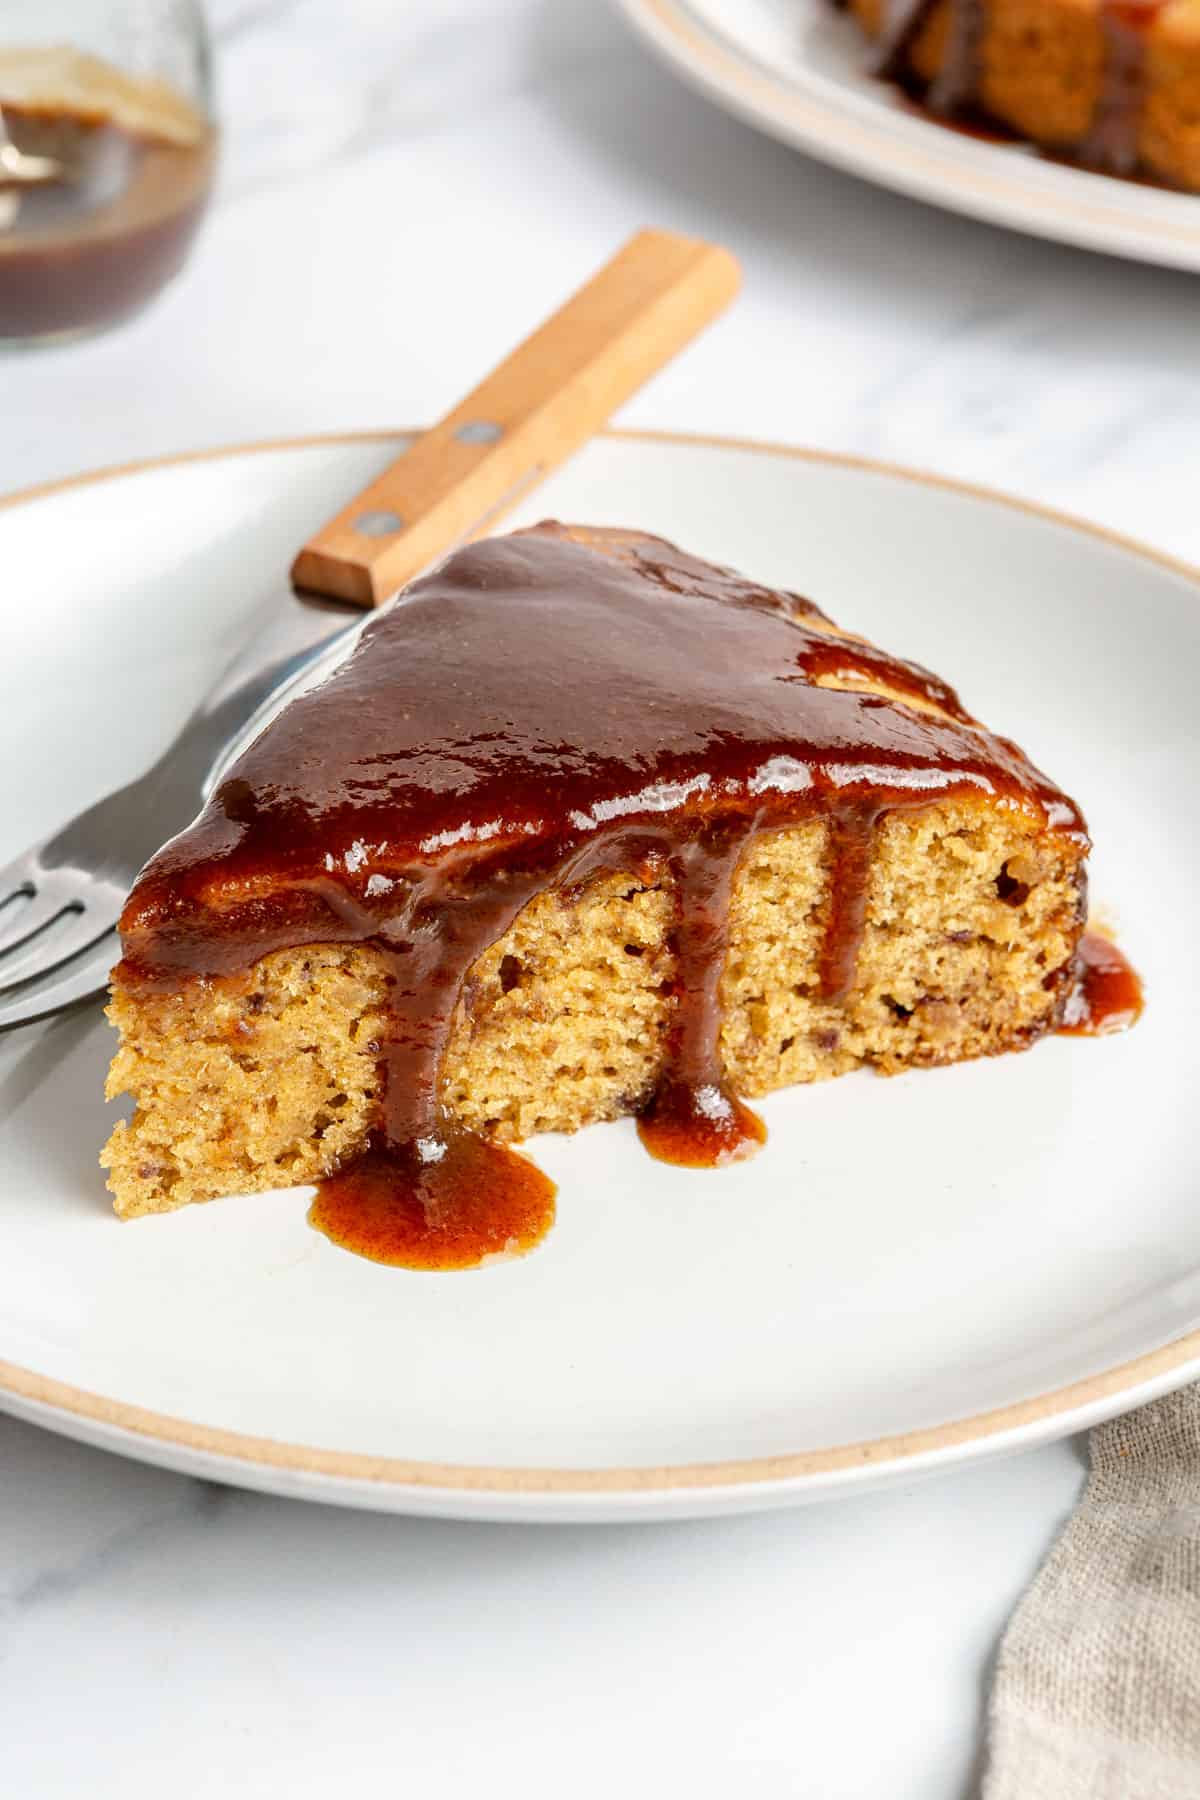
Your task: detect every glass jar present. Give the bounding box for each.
[0,0,216,346]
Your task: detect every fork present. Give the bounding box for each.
[0,227,741,1032]
[0,595,356,1031]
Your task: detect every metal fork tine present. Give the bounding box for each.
[0,592,352,1028]
[0,849,41,916]
[0,869,83,958]
[0,909,119,994]
[0,932,117,1032]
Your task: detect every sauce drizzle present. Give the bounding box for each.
[636,825,768,1167]
[1080,1,1166,177]
[875,0,985,114]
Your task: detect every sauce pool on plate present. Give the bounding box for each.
[1060,931,1144,1036]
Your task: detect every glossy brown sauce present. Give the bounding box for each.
[876,0,985,113]
[1080,1,1166,177]
[869,0,1168,185]
[308,1131,556,1269]
[635,825,768,1166]
[896,91,1014,143]
[0,108,214,339]
[1060,930,1144,1036]
[118,525,1089,1270]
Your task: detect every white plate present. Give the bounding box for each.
[617,0,1200,273]
[1,429,1198,1522]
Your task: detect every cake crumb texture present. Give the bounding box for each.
[104,798,1084,1217]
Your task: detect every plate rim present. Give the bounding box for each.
[3,423,1198,1506]
[615,0,1200,273]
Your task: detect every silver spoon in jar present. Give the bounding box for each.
[0,103,63,181]
[0,104,64,230]
[0,104,63,183]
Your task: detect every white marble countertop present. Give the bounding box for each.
[2,2,1196,1794]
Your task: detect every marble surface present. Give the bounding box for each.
[1,1,1194,1794]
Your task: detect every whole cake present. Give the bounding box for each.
[102,523,1089,1263]
[841,0,1200,189]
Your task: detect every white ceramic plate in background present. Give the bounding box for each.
[616,0,1200,273]
[1,429,1197,1521]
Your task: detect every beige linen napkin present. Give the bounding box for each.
[984,1387,1200,1799]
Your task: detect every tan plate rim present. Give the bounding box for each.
[617,0,1200,270]
[2,424,1199,1502]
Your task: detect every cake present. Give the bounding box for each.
[102,523,1089,1265]
[841,0,1200,190]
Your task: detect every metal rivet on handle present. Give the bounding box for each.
[454,420,503,445]
[354,509,404,537]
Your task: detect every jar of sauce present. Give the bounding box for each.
[0,3,214,346]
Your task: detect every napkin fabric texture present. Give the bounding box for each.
[985,1386,1200,1799]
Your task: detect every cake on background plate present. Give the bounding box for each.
[843,0,1200,190]
[102,523,1089,1264]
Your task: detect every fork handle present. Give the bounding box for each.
[289,228,741,608]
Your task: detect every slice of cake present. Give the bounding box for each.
[842,0,1200,190]
[102,523,1088,1264]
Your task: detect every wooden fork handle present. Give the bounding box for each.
[289,228,741,607]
